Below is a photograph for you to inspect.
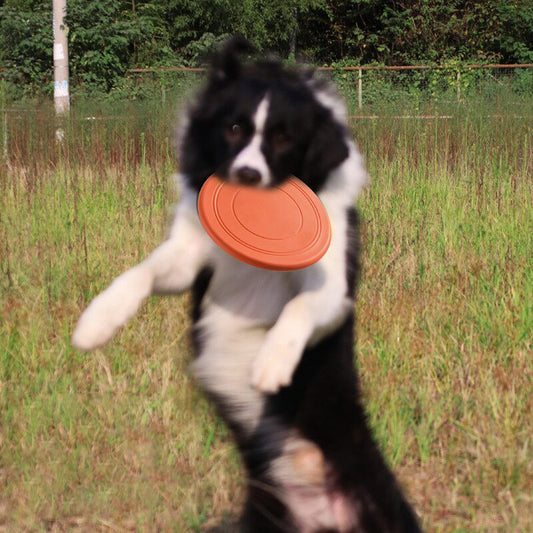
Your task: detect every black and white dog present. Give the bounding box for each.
[72,39,421,532]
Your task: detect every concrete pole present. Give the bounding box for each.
[53,0,70,115]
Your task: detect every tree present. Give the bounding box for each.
[66,0,140,92]
[0,1,53,95]
[164,0,329,64]
[0,0,531,97]
[298,0,533,65]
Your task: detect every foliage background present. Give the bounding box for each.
[0,0,532,98]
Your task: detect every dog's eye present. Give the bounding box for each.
[272,131,292,151]
[225,123,243,143]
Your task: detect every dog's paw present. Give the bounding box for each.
[71,267,152,351]
[71,303,119,351]
[251,330,305,394]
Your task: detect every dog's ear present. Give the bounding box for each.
[303,112,349,187]
[209,36,255,84]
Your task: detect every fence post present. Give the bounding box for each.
[456,70,461,102]
[2,109,6,160]
[358,68,363,110]
[1,79,7,160]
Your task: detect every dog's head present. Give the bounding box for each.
[178,38,349,193]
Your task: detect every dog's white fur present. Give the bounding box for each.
[229,97,273,186]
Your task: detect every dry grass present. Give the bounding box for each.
[0,94,531,531]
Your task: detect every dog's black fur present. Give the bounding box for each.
[184,40,422,532]
[72,38,422,532]
[179,40,348,194]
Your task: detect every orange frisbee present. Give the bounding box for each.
[198,175,331,271]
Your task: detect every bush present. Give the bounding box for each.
[0,2,53,98]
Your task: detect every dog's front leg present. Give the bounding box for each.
[251,269,352,393]
[72,197,210,351]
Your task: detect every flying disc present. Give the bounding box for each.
[198,175,331,271]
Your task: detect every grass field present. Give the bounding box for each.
[0,90,532,532]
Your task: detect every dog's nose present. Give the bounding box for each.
[236,166,261,185]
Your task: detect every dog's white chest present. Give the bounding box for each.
[206,249,297,324]
[191,251,298,433]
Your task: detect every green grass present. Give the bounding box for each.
[0,91,532,531]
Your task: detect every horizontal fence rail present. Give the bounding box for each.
[127,63,533,73]
[317,63,533,71]
[1,63,532,74]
